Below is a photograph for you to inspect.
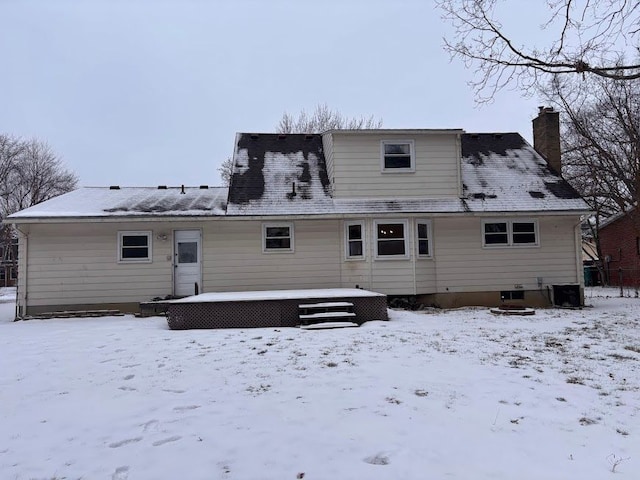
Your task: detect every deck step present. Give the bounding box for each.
[300,321,359,330]
[298,301,354,309]
[299,311,357,320]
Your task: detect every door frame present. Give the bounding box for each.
[172,229,203,297]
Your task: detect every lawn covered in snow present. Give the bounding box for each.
[0,288,638,479]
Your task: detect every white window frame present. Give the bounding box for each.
[482,219,539,248]
[380,140,415,173]
[344,220,365,260]
[118,231,153,263]
[416,219,433,258]
[374,219,410,259]
[262,222,294,253]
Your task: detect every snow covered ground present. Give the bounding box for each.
[1,288,638,479]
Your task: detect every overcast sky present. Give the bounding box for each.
[1,0,550,187]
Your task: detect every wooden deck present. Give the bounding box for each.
[161,288,388,330]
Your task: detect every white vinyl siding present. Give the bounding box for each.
[433,216,579,293]
[330,133,460,198]
[204,220,341,292]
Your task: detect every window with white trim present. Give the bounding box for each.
[482,220,538,247]
[345,221,365,260]
[9,267,16,280]
[416,220,432,257]
[263,223,294,252]
[118,231,152,262]
[381,140,415,172]
[375,220,409,258]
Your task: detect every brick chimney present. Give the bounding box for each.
[532,106,561,174]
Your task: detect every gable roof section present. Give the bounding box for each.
[460,133,587,213]
[8,186,228,220]
[227,133,333,215]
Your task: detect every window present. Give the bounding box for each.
[381,140,415,172]
[345,221,365,259]
[501,290,525,300]
[0,269,5,281]
[118,231,152,262]
[9,267,16,280]
[416,220,432,257]
[482,220,538,247]
[375,220,408,258]
[263,223,294,252]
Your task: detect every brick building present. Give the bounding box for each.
[599,209,640,287]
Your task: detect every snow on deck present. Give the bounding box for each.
[168,288,384,303]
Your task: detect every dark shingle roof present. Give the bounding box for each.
[227,133,332,215]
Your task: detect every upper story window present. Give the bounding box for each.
[345,221,365,260]
[118,231,152,262]
[263,223,294,253]
[380,140,415,172]
[375,220,409,258]
[482,220,538,247]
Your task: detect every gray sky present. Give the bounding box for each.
[1,0,549,187]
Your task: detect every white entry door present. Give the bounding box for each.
[174,230,202,297]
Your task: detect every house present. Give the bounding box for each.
[598,208,640,287]
[7,108,589,317]
[0,237,18,288]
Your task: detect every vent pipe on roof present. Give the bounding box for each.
[180,184,185,194]
[533,106,561,174]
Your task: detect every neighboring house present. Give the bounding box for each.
[0,237,18,288]
[7,108,589,316]
[598,208,640,287]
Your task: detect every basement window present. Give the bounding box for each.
[118,231,152,262]
[381,140,415,172]
[483,220,538,247]
[263,223,294,253]
[501,290,525,301]
[375,220,409,258]
[345,221,365,260]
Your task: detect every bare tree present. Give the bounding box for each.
[218,157,233,187]
[1,135,77,270]
[438,0,640,102]
[541,75,640,283]
[277,103,382,133]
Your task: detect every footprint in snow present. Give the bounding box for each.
[173,405,200,412]
[118,386,137,391]
[152,435,182,446]
[140,419,159,432]
[123,374,135,380]
[112,465,130,480]
[108,437,143,448]
[364,453,390,465]
[163,389,186,394]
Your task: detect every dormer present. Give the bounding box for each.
[321,129,463,199]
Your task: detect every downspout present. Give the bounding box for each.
[574,217,585,306]
[411,220,417,296]
[14,225,28,319]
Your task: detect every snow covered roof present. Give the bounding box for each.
[8,186,228,220]
[226,133,333,215]
[460,133,587,213]
[7,131,589,222]
[225,132,588,216]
